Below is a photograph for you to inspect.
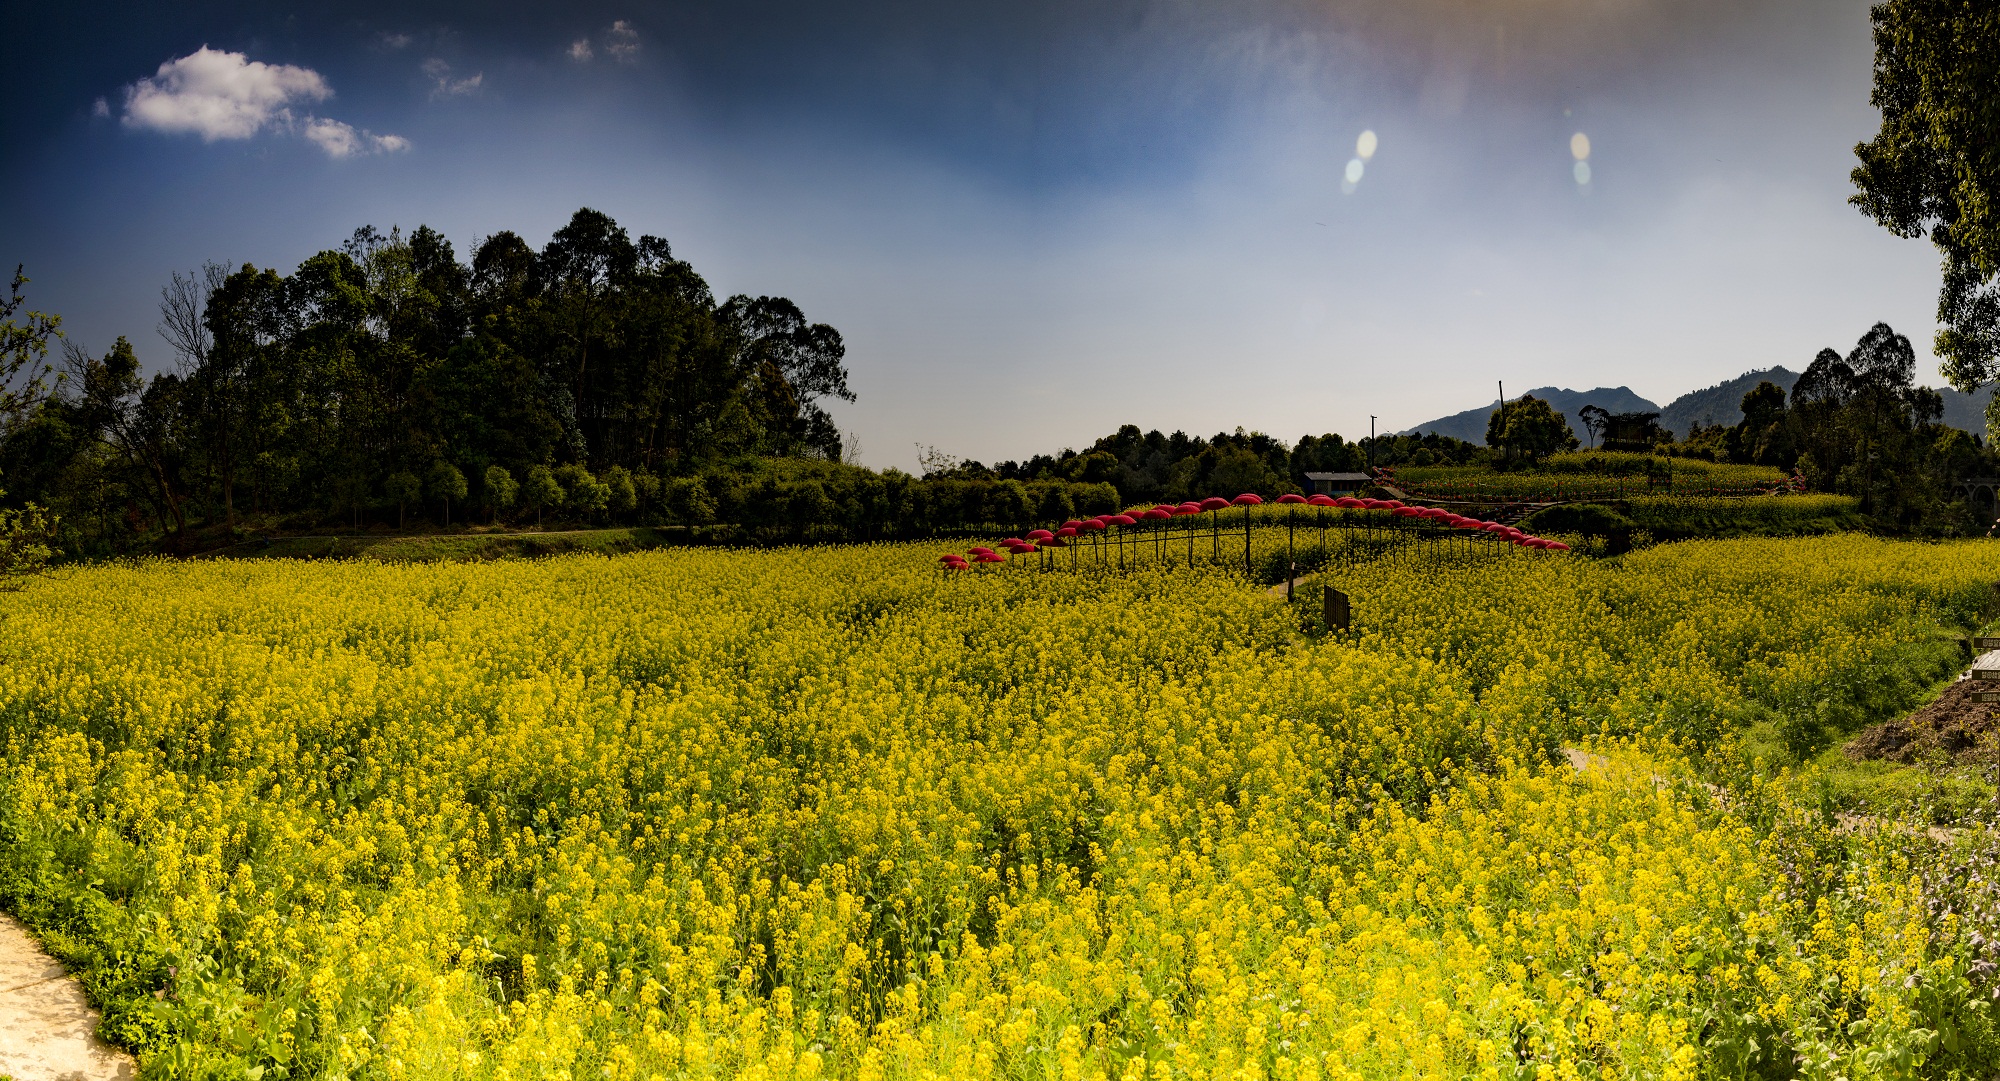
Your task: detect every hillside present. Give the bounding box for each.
[1412,367,1991,444]
[1657,367,1798,437]
[1401,386,1659,444]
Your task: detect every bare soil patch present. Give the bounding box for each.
[1846,678,2000,765]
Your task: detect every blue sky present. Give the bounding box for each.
[0,0,1948,470]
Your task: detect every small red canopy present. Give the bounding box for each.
[1329,496,1360,507]
[1391,506,1420,517]
[1061,520,1083,530]
[1199,496,1230,511]
[1359,498,1387,509]
[1027,529,1054,540]
[1143,508,1172,520]
[943,561,967,570]
[1419,507,1449,518]
[1482,523,1508,533]
[1452,518,1482,529]
[1176,502,1202,515]
[1057,526,1079,537]
[1083,518,1108,530]
[1043,536,1068,547]
[1233,493,1264,505]
[1382,500,1405,509]
[1152,505,1178,515]
[1108,514,1137,526]
[1547,541,1571,552]
[969,546,996,555]
[977,551,1006,562]
[1277,493,1307,504]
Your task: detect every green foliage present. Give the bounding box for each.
[1623,494,1866,539]
[1484,393,1579,461]
[522,465,563,524]
[0,265,61,427]
[0,495,55,586]
[1851,0,2000,390]
[482,465,518,517]
[1520,502,1634,538]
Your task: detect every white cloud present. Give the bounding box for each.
[302,118,409,158]
[569,21,638,64]
[421,57,482,97]
[378,32,413,50]
[91,97,110,118]
[605,20,640,63]
[122,46,329,141]
[119,46,407,157]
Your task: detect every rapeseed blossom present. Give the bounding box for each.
[0,534,1992,1078]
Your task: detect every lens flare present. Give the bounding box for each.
[1570,132,1590,160]
[1357,129,1378,160]
[1574,160,1592,185]
[1345,158,1364,184]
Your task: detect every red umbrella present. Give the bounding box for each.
[1359,498,1387,509]
[1175,502,1202,515]
[1277,493,1307,504]
[1419,507,1449,519]
[1108,514,1136,526]
[1452,518,1482,529]
[943,561,968,571]
[1027,529,1054,541]
[1232,493,1263,505]
[1328,496,1359,507]
[1391,506,1420,517]
[1083,518,1108,530]
[1144,508,1172,519]
[1482,522,1508,533]
[939,553,963,562]
[1547,541,1571,552]
[1043,536,1068,547]
[977,551,1006,562]
[1057,526,1079,537]
[1199,496,1230,511]
[1382,500,1405,509]
[1061,520,1083,530]
[969,546,996,555]
[1003,537,1025,545]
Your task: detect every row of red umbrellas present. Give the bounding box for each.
[937,493,1569,569]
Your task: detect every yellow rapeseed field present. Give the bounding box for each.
[0,534,1995,1079]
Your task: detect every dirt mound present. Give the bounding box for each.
[1847,679,2000,764]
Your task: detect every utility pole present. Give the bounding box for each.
[1497,380,1507,462]
[1368,415,1376,470]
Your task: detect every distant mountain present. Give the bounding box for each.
[1401,386,1659,444]
[1939,384,1994,436]
[1658,368,1798,438]
[1407,368,1993,447]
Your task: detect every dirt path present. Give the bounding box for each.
[0,913,134,1081]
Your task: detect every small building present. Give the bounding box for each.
[1303,471,1373,496]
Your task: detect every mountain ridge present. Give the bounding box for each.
[1402,369,1993,444]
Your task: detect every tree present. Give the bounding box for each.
[384,471,421,528]
[483,465,518,523]
[1485,395,1579,461]
[427,461,467,525]
[1850,0,2000,390]
[602,463,637,518]
[523,464,563,527]
[1,266,61,431]
[1577,404,1609,449]
[1208,446,1279,495]
[1734,380,1791,465]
